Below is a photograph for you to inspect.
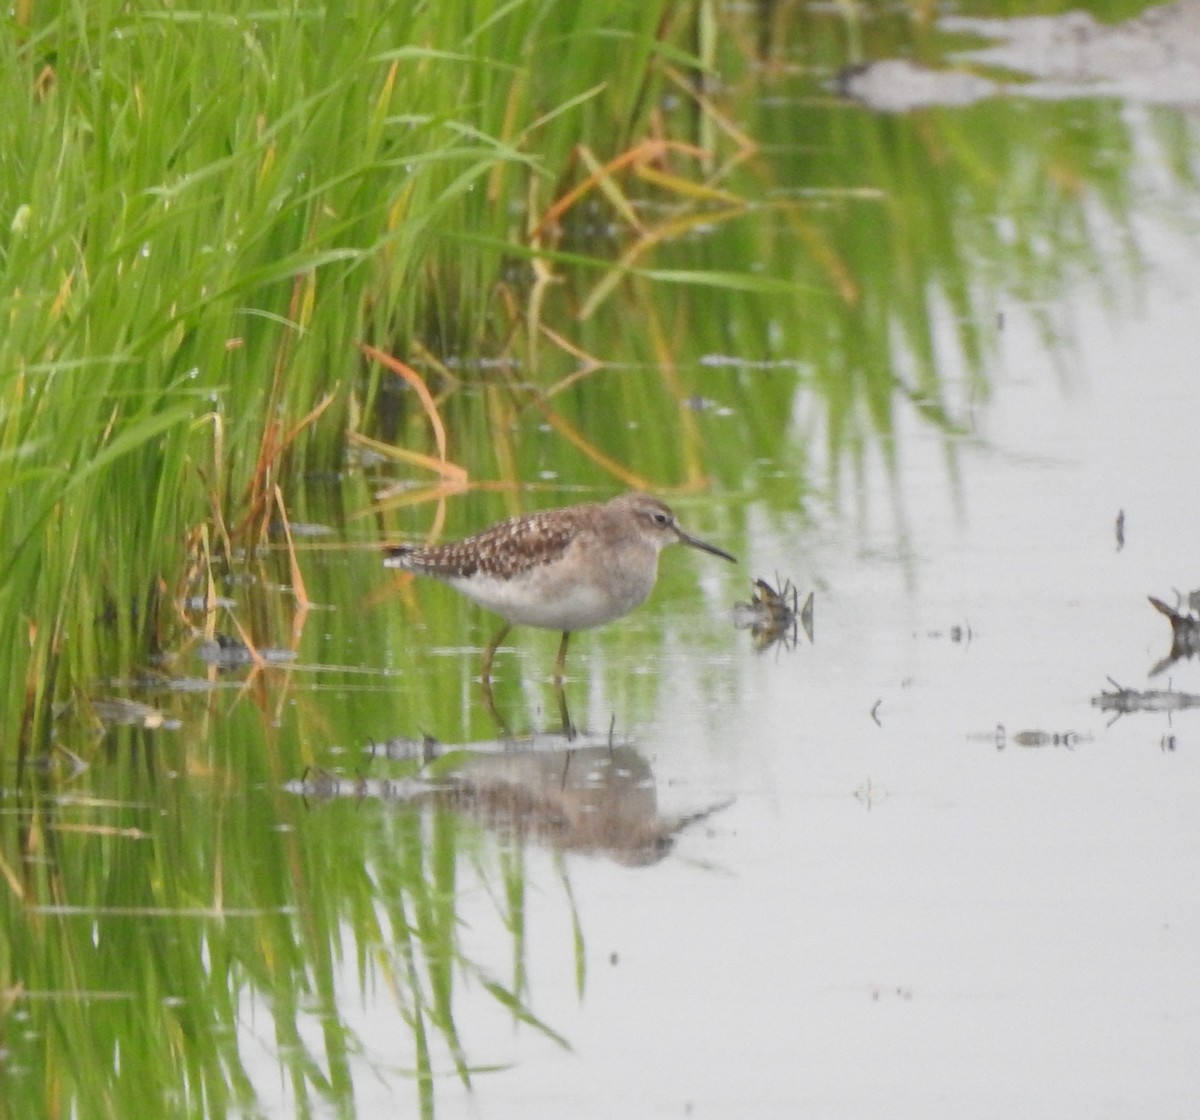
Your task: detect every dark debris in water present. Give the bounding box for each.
[1148,595,1200,676]
[195,634,297,669]
[196,635,256,667]
[88,696,180,732]
[1091,676,1200,722]
[143,675,222,694]
[182,594,237,613]
[991,724,1091,751]
[368,734,443,765]
[733,577,813,652]
[923,621,973,646]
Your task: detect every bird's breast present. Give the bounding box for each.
[444,538,659,631]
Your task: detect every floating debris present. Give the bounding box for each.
[1003,729,1089,749]
[147,676,223,694]
[1148,596,1200,676]
[924,620,973,645]
[1115,509,1125,551]
[1091,676,1200,721]
[971,725,1091,750]
[114,669,228,694]
[196,634,254,667]
[293,767,430,803]
[268,520,334,540]
[368,734,442,765]
[182,594,237,613]
[733,577,813,651]
[89,697,180,731]
[195,634,297,668]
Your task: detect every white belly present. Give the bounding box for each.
[444,550,658,631]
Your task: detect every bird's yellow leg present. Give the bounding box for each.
[482,622,512,684]
[553,631,571,684]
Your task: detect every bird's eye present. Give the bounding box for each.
[653,511,671,526]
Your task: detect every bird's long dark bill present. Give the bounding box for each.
[678,530,737,564]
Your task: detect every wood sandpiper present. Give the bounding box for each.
[384,492,736,680]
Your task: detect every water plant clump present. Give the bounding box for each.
[0,0,699,757]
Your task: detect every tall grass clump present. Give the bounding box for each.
[0,0,689,758]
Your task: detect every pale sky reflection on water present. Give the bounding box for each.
[249,98,1200,1120]
[414,133,1200,1120]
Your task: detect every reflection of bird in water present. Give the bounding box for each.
[294,737,732,867]
[437,743,729,866]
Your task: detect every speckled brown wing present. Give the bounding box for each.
[389,505,595,580]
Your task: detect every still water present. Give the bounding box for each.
[6,3,1200,1118]
[350,162,1200,1118]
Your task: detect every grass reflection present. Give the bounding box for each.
[0,721,566,1116]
